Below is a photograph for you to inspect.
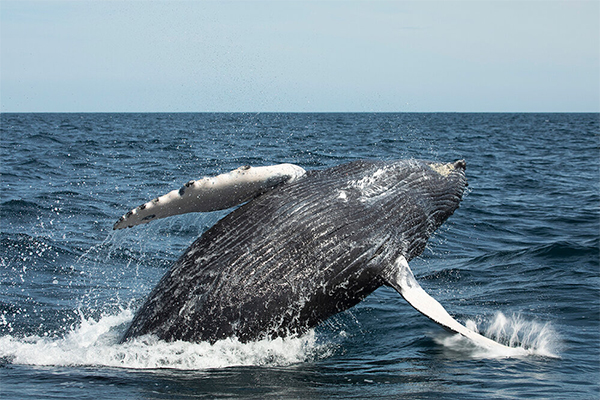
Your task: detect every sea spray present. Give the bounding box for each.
[435,312,560,358]
[483,312,560,357]
[0,309,330,369]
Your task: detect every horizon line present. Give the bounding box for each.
[2,110,599,114]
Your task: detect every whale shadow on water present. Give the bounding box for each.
[114,159,528,356]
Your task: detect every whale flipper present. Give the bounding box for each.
[114,163,306,230]
[387,255,527,355]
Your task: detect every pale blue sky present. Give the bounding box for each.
[1,1,598,112]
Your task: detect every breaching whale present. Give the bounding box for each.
[115,159,522,354]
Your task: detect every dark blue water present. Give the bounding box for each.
[1,113,598,399]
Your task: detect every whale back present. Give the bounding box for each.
[121,159,467,343]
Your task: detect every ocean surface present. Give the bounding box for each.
[0,113,598,399]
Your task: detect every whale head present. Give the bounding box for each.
[334,159,467,262]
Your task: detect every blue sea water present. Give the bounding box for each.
[0,113,598,399]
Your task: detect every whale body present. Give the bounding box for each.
[116,159,524,354]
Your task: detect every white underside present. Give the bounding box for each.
[114,163,306,229]
[391,255,528,356]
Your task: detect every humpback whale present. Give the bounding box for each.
[115,159,523,354]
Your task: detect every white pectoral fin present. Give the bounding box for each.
[388,255,527,355]
[113,163,306,230]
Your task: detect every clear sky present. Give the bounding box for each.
[1,1,598,112]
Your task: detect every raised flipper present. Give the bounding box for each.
[114,163,306,230]
[387,255,527,356]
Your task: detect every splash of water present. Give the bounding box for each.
[0,309,330,370]
[0,307,560,368]
[435,312,561,359]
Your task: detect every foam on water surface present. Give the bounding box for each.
[0,306,560,371]
[0,309,329,370]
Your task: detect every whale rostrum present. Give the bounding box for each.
[115,159,526,355]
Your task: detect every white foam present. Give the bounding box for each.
[0,309,329,370]
[435,312,561,359]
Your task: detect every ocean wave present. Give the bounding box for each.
[465,239,598,266]
[0,199,49,219]
[27,133,66,145]
[527,240,600,260]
